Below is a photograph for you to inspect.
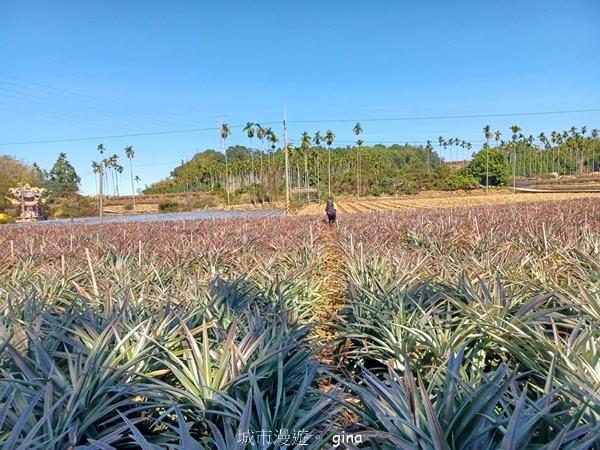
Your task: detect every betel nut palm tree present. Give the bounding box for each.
[483,125,492,192]
[425,140,433,172]
[301,132,311,202]
[592,128,599,173]
[255,124,267,202]
[266,130,279,201]
[220,123,231,206]
[313,131,323,201]
[243,122,256,203]
[324,129,335,197]
[125,145,136,210]
[98,146,108,190]
[267,129,279,165]
[353,122,363,197]
[97,143,106,222]
[510,125,521,190]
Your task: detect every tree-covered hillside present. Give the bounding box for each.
[144,142,482,199]
[144,125,600,203]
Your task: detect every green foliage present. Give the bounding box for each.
[370,185,382,196]
[336,200,600,448]
[159,199,179,211]
[142,127,598,200]
[0,213,15,224]
[47,152,81,197]
[440,173,479,190]
[465,147,510,186]
[3,200,600,447]
[146,149,225,194]
[145,144,446,199]
[0,218,338,447]
[0,155,37,211]
[404,185,416,194]
[46,195,96,219]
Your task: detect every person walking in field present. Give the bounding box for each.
[325,196,337,226]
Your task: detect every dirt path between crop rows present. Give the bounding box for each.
[313,221,347,364]
[312,221,363,429]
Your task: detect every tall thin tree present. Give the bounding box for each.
[581,126,588,173]
[324,129,335,197]
[591,128,599,173]
[301,132,311,202]
[115,162,124,196]
[353,122,363,197]
[510,125,521,191]
[243,122,256,203]
[256,124,267,202]
[220,123,231,206]
[97,144,105,223]
[313,131,323,201]
[438,136,444,167]
[494,131,502,154]
[538,132,546,174]
[551,131,559,174]
[425,140,433,173]
[125,146,136,210]
[267,130,279,201]
[483,125,492,192]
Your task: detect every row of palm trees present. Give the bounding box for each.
[220,122,362,203]
[214,121,599,201]
[240,123,281,204]
[486,126,600,181]
[93,144,140,207]
[136,121,600,203]
[441,125,600,192]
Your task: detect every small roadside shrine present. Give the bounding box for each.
[6,183,47,222]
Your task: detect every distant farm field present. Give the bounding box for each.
[297,190,600,215]
[2,197,600,448]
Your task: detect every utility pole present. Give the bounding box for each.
[99,161,104,223]
[513,142,517,192]
[284,109,290,216]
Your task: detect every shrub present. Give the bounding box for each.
[441,174,479,190]
[0,213,15,224]
[465,147,510,186]
[371,185,382,197]
[159,199,179,212]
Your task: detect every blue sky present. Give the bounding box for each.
[1,0,598,195]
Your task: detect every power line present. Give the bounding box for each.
[288,108,600,124]
[0,127,218,146]
[0,74,215,128]
[0,122,281,146]
[0,89,211,133]
[1,108,597,147]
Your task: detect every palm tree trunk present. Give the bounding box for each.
[260,152,264,204]
[328,146,331,197]
[304,150,309,202]
[317,150,321,203]
[485,140,489,193]
[357,146,360,197]
[129,159,136,210]
[225,153,230,206]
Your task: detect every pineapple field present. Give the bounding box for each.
[1,197,600,449]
